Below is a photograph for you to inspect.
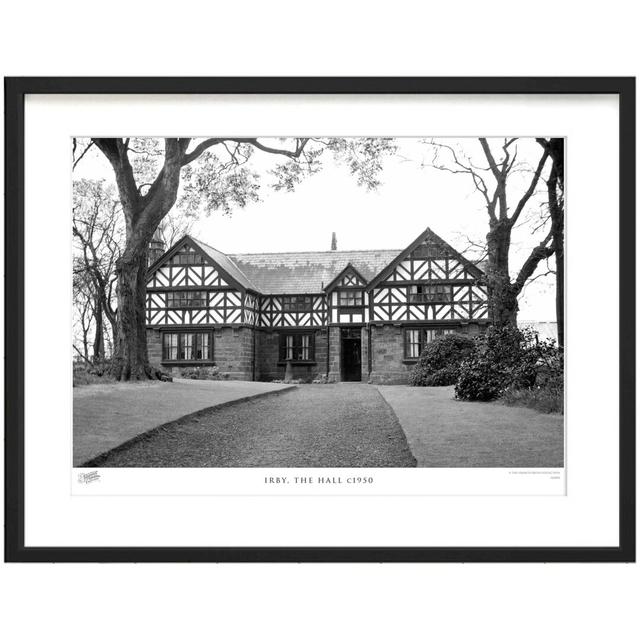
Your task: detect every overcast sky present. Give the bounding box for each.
[74,137,558,321]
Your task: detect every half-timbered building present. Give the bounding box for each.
[145,226,490,383]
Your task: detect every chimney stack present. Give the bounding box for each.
[148,228,166,266]
[331,232,337,251]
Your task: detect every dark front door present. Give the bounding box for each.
[341,328,362,382]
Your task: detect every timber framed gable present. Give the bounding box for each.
[325,263,368,325]
[146,235,257,328]
[147,235,252,293]
[367,227,488,324]
[259,294,326,329]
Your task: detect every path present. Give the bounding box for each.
[86,384,416,468]
[377,385,564,467]
[73,379,292,466]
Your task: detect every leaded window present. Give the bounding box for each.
[409,284,452,303]
[162,332,212,362]
[279,333,314,361]
[404,327,454,359]
[166,290,208,308]
[169,251,205,265]
[281,296,313,312]
[412,243,447,259]
[338,290,363,306]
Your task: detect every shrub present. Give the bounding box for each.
[178,366,223,380]
[454,353,507,401]
[72,361,116,387]
[454,325,563,404]
[500,340,564,413]
[409,333,476,386]
[455,325,529,400]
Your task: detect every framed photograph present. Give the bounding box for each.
[4,77,635,562]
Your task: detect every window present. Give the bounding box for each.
[281,296,313,312]
[412,243,447,259]
[169,251,204,265]
[166,290,208,308]
[405,329,422,359]
[409,284,452,303]
[338,290,363,306]
[162,332,212,362]
[404,327,454,359]
[279,333,314,361]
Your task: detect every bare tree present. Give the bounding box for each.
[427,138,554,327]
[156,209,195,248]
[72,179,123,359]
[72,271,95,364]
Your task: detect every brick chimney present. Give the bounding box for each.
[331,232,337,251]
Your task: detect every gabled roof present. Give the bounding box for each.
[229,250,399,295]
[191,237,259,292]
[323,262,369,292]
[365,226,484,290]
[146,227,482,296]
[146,234,259,293]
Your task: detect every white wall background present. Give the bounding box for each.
[1,2,638,640]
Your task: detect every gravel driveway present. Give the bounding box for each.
[87,384,417,468]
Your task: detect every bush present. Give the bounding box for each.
[177,366,224,380]
[500,340,564,413]
[454,325,563,404]
[73,361,116,387]
[409,333,476,386]
[454,354,507,401]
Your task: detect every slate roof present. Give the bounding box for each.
[190,237,260,292]
[228,249,400,294]
[152,229,484,295]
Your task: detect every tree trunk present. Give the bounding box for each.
[92,297,105,362]
[550,177,564,350]
[82,329,90,363]
[111,249,159,380]
[548,139,564,350]
[107,315,118,359]
[485,221,519,327]
[93,138,185,381]
[555,235,564,349]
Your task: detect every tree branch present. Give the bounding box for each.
[181,137,310,166]
[73,140,95,170]
[513,229,555,294]
[92,138,142,224]
[508,147,550,226]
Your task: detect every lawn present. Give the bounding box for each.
[87,384,417,468]
[377,385,564,467]
[74,379,292,465]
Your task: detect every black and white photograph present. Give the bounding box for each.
[72,135,564,472]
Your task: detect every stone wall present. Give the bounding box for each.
[367,322,489,384]
[148,321,490,385]
[360,326,370,382]
[256,328,328,382]
[327,326,342,382]
[147,329,163,368]
[146,326,255,380]
[368,325,412,384]
[213,326,255,380]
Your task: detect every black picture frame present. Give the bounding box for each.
[4,77,635,563]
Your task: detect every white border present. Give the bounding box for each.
[24,93,618,547]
